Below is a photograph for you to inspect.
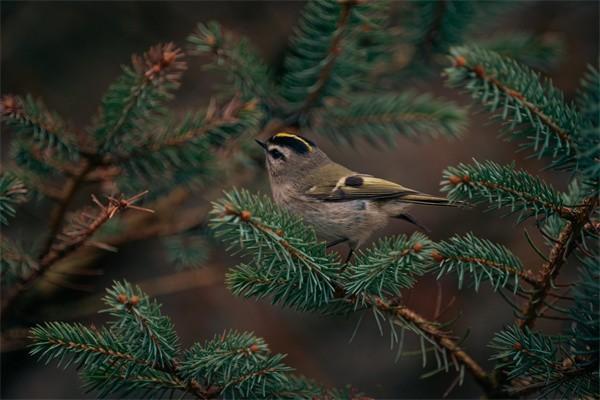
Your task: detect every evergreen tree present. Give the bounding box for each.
[2,1,596,398]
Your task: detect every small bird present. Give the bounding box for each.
[256,132,456,262]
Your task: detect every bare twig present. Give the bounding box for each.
[1,191,152,315]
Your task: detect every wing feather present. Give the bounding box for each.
[306,174,418,201]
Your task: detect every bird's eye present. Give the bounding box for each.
[269,149,285,160]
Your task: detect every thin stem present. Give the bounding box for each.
[38,159,94,258]
[518,197,597,328]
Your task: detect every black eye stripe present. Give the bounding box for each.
[269,149,285,160]
[267,134,315,154]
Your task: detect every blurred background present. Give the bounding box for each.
[1,1,598,398]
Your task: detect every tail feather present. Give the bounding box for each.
[399,193,457,206]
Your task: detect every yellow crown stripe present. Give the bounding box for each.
[274,132,313,152]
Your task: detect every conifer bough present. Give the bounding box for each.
[3,1,598,398]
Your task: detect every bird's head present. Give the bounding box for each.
[255,132,328,181]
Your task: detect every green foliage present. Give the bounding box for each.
[93,43,186,152]
[210,189,339,311]
[102,281,180,369]
[181,331,292,399]
[432,233,524,292]
[31,281,327,399]
[0,171,28,225]
[115,98,263,185]
[280,0,389,108]
[489,324,598,398]
[568,254,599,361]
[1,95,78,160]
[489,325,557,381]
[406,0,478,61]
[82,364,187,399]
[541,178,589,243]
[441,159,566,220]
[312,92,467,145]
[30,321,141,370]
[188,22,274,102]
[445,46,583,168]
[574,65,600,184]
[163,232,210,270]
[477,32,565,70]
[343,233,432,297]
[0,237,36,290]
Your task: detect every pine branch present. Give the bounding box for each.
[29,321,207,399]
[519,197,598,328]
[568,254,599,360]
[180,331,293,399]
[110,97,262,182]
[445,46,583,168]
[575,65,600,184]
[281,0,387,111]
[211,190,496,394]
[441,159,571,220]
[489,325,598,398]
[30,281,332,399]
[0,171,28,225]
[311,92,467,145]
[188,22,274,101]
[477,32,565,70]
[1,191,152,315]
[407,0,477,63]
[489,325,557,381]
[1,94,79,160]
[367,297,495,395]
[102,281,180,369]
[93,43,186,152]
[342,233,432,297]
[210,189,339,311]
[431,233,536,292]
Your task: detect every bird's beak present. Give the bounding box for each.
[255,139,267,151]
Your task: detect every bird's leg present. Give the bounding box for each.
[344,247,355,264]
[326,237,349,248]
[394,212,430,233]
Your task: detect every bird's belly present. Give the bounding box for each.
[276,195,388,245]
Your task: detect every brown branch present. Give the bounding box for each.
[1,191,152,315]
[518,197,597,328]
[365,296,496,395]
[38,159,95,258]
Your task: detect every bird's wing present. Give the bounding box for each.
[305,173,419,201]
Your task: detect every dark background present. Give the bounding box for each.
[1,1,598,399]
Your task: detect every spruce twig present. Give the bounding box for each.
[519,197,598,328]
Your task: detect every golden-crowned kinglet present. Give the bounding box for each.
[256,132,455,261]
